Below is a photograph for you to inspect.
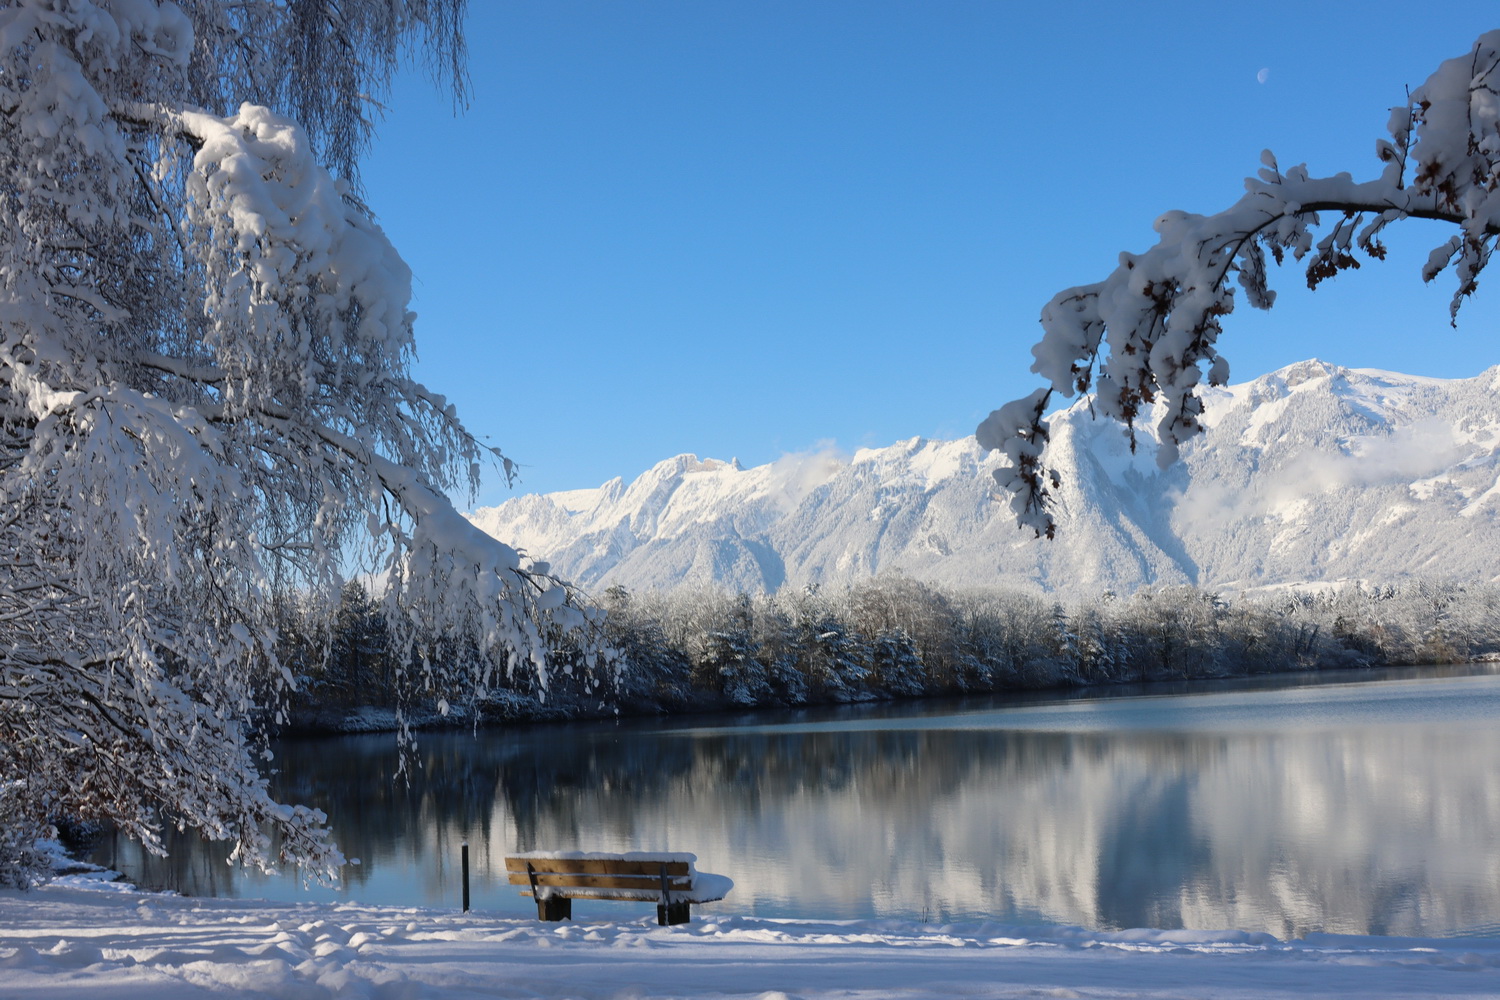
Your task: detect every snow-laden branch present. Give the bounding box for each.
[977,30,1500,538]
[0,0,590,889]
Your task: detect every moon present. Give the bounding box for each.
[1256,67,1270,84]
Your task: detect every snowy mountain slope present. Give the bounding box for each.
[469,361,1500,597]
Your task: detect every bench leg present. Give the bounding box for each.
[658,900,691,926]
[537,896,572,921]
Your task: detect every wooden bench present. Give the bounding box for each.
[504,851,733,925]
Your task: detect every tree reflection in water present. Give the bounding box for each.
[89,671,1500,938]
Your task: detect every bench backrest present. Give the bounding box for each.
[504,856,693,895]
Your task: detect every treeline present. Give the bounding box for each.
[280,577,1500,726]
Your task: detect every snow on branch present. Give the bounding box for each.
[977,30,1500,538]
[0,0,591,888]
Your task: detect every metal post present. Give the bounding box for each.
[461,841,470,913]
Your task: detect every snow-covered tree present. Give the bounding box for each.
[0,0,586,887]
[847,576,972,689]
[746,594,811,705]
[866,627,924,697]
[322,582,391,702]
[978,30,1500,537]
[1117,587,1226,680]
[950,587,1058,687]
[704,594,768,707]
[599,586,693,708]
[780,586,868,702]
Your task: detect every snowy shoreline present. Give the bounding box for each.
[286,659,1500,738]
[3,875,1498,999]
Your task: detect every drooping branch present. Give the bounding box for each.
[977,30,1500,539]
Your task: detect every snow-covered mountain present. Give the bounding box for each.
[469,361,1500,597]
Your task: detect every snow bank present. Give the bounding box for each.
[2,880,1497,999]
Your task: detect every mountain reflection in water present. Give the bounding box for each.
[89,668,1500,938]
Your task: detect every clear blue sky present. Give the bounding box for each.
[361,2,1500,507]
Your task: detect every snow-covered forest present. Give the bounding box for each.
[284,577,1500,725]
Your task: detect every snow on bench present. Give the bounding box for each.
[504,851,733,925]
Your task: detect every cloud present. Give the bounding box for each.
[1256,67,1270,85]
[770,442,847,508]
[1263,420,1463,506]
[1171,420,1464,533]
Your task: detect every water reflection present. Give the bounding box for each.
[90,670,1500,938]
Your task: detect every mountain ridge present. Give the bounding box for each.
[469,360,1500,598]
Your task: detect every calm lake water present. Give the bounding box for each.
[89,665,1500,938]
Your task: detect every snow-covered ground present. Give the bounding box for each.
[4,874,1497,999]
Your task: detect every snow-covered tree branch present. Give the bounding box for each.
[977,30,1500,538]
[0,0,587,887]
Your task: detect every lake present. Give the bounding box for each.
[88,664,1500,938]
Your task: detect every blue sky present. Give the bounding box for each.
[361,2,1500,506]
